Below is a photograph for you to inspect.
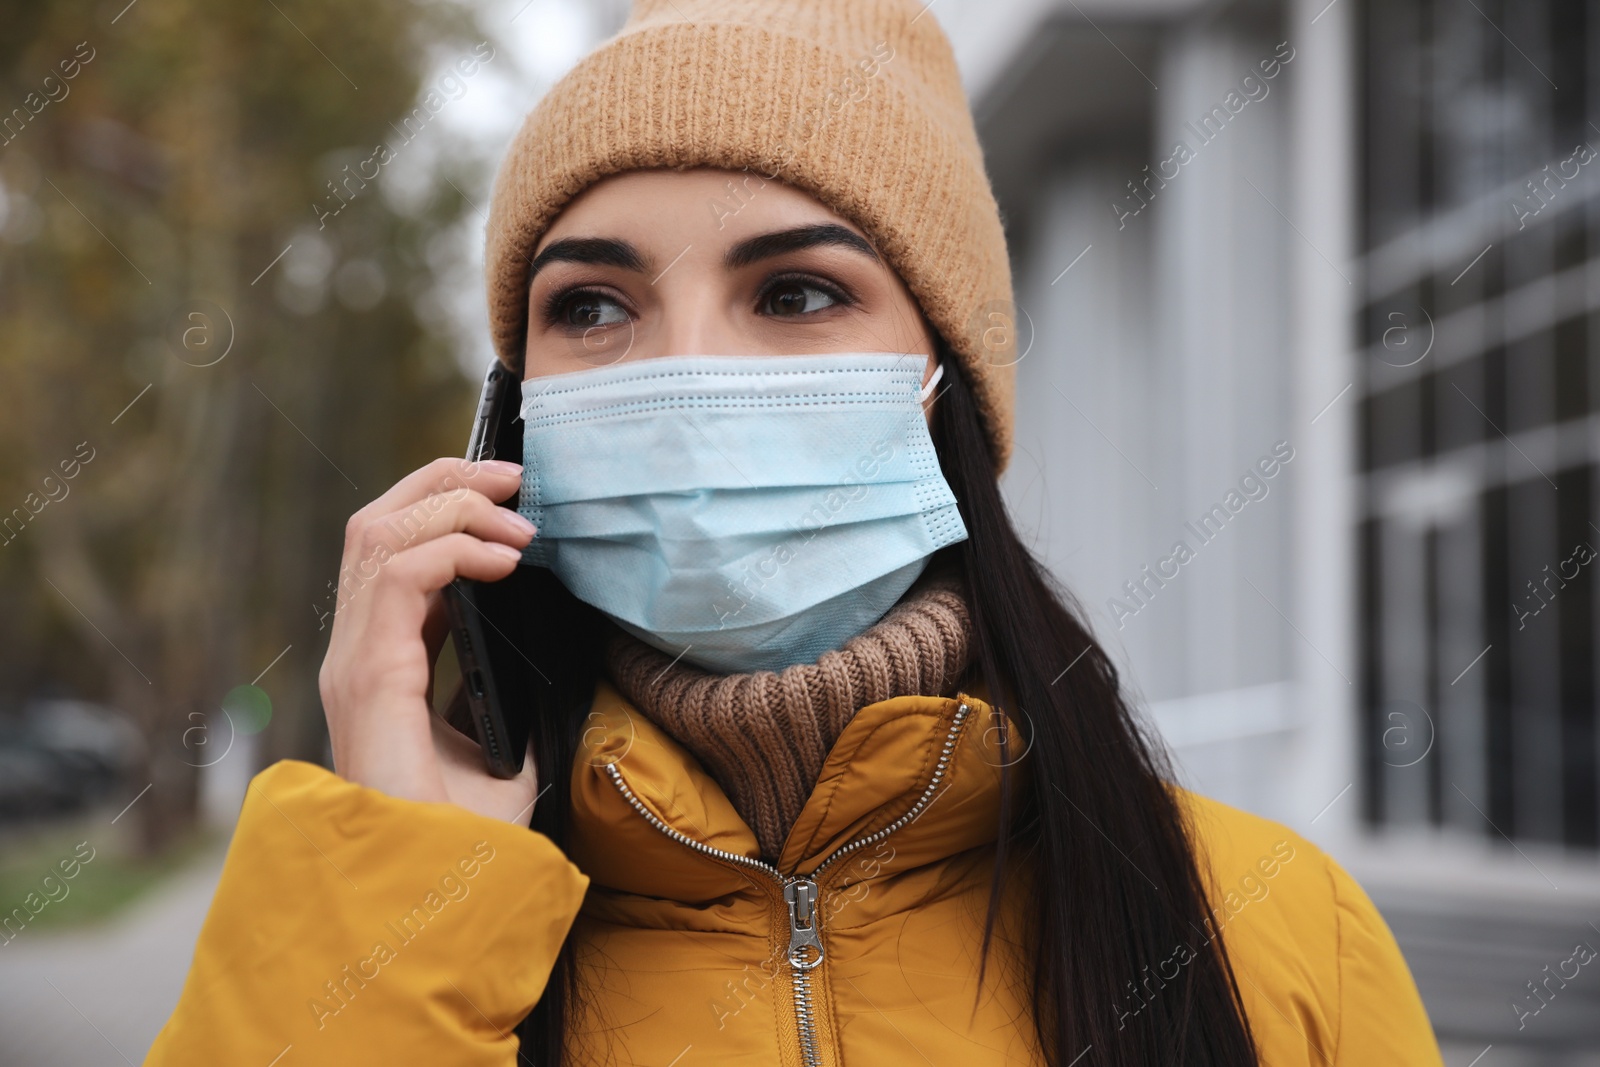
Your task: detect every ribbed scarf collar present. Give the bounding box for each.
[601,559,976,863]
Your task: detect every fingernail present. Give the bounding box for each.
[482,459,522,474]
[504,511,537,537]
[489,542,523,562]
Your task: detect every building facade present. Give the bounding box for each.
[943,0,1600,1057]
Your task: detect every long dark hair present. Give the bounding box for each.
[481,342,1259,1065]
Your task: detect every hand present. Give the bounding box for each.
[317,457,540,823]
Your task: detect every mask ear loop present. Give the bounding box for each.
[919,360,945,404]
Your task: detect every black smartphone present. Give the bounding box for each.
[441,362,535,778]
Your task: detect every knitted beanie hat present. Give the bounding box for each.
[482,0,1018,472]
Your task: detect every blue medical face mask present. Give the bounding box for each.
[517,351,967,674]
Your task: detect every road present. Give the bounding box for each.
[0,840,227,1066]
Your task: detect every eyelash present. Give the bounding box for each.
[757,271,856,314]
[538,285,620,329]
[537,271,857,327]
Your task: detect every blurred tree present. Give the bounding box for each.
[0,0,483,852]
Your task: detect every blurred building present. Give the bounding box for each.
[942,0,1600,1058]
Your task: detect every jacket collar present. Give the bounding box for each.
[567,676,1029,901]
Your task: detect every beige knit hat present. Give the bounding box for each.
[483,0,1018,472]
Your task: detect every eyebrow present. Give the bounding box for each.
[527,237,649,282]
[723,224,880,270]
[526,223,881,286]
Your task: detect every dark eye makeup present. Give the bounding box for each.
[756,271,856,317]
[535,270,859,331]
[539,286,630,330]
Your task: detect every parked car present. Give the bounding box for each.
[0,700,143,823]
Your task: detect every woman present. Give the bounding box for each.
[147,1,1444,1064]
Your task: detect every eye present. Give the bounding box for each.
[759,275,850,317]
[545,288,629,329]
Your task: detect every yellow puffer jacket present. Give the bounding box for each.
[145,680,1444,1065]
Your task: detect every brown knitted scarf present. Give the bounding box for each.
[602,560,975,862]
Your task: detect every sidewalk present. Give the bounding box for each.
[0,838,228,1067]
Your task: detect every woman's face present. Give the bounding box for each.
[521,167,941,413]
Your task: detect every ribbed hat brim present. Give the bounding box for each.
[484,0,1017,472]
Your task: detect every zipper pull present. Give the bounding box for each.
[784,878,824,969]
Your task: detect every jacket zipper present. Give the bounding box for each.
[602,701,973,1067]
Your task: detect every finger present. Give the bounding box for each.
[377,532,523,601]
[519,735,540,810]
[352,457,523,537]
[421,587,450,660]
[351,489,535,564]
